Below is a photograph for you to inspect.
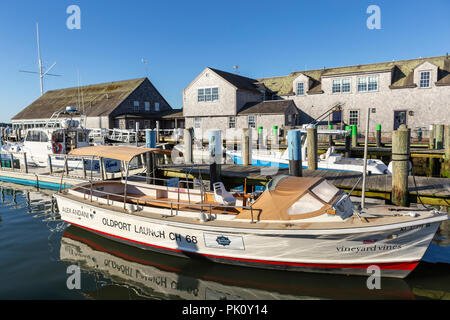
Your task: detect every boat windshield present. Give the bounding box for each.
[286,193,325,215]
[25,130,48,142]
[311,180,340,203]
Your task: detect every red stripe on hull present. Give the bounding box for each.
[66,220,419,272]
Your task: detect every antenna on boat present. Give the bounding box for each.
[361,107,371,209]
[19,22,61,96]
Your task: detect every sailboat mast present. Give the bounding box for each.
[37,22,44,96]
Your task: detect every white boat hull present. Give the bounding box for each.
[55,194,445,278]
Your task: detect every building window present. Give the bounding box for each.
[155,102,160,112]
[128,119,135,129]
[248,115,256,128]
[194,117,201,129]
[332,78,351,93]
[198,89,205,102]
[368,76,378,91]
[297,82,304,95]
[144,101,150,111]
[228,116,235,129]
[197,87,219,102]
[420,71,430,88]
[342,78,351,92]
[332,80,341,93]
[349,110,359,125]
[133,101,140,111]
[144,120,150,128]
[357,77,367,92]
[212,87,219,100]
[358,76,378,92]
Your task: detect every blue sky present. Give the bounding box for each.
[0,0,448,122]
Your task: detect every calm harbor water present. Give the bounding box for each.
[0,182,449,300]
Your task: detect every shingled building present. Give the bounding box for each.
[182,67,301,138]
[259,55,450,135]
[12,78,174,130]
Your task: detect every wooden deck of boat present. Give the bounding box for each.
[159,164,450,207]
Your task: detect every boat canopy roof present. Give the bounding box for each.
[68,145,171,162]
[238,176,342,221]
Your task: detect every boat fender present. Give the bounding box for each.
[52,142,63,154]
[126,203,137,212]
[199,212,209,222]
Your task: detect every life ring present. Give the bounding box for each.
[52,142,63,154]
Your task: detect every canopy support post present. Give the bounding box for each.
[123,161,130,210]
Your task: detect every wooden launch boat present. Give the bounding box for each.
[54,146,448,278]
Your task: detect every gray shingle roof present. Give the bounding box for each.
[12,78,147,120]
[238,100,297,115]
[209,68,261,93]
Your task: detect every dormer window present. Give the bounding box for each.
[297,82,304,96]
[420,71,430,88]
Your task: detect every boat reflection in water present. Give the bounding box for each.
[60,224,450,300]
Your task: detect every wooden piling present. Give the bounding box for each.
[429,125,436,149]
[328,124,334,146]
[391,124,410,207]
[442,125,450,178]
[287,130,302,176]
[444,125,450,161]
[156,121,160,143]
[272,125,279,147]
[257,126,264,149]
[376,124,382,148]
[351,125,358,148]
[435,124,444,149]
[241,128,251,166]
[307,126,318,170]
[23,153,28,174]
[183,127,193,164]
[344,126,351,158]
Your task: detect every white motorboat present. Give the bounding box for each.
[227,129,389,174]
[54,145,448,278]
[1,107,120,172]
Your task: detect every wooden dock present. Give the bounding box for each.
[159,164,450,207]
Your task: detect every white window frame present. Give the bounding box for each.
[155,102,160,112]
[358,75,378,92]
[198,89,205,102]
[248,115,256,128]
[144,101,150,112]
[297,82,304,96]
[341,78,351,93]
[332,79,341,93]
[332,78,351,94]
[194,117,201,129]
[197,87,219,102]
[419,71,431,88]
[228,116,236,129]
[349,110,359,125]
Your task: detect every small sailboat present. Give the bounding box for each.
[54,145,447,278]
